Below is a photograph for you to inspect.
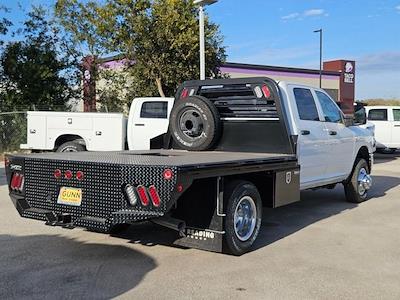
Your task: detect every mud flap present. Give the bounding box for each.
[172,177,225,252]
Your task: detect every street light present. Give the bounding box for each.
[194,0,218,80]
[314,28,323,88]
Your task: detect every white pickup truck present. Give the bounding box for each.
[365,106,400,153]
[8,77,375,255]
[21,97,174,152]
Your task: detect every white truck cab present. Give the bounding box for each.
[21,97,174,152]
[365,106,400,153]
[279,82,374,190]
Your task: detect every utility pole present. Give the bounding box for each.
[194,0,218,80]
[314,29,323,88]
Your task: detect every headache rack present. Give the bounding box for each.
[178,78,280,119]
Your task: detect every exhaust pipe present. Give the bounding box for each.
[152,216,186,237]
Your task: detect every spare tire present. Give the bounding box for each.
[169,95,221,151]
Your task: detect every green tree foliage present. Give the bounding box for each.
[361,99,400,106]
[0,7,76,111]
[0,7,75,152]
[55,0,226,105]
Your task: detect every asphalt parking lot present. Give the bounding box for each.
[1,153,400,299]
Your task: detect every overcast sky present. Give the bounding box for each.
[2,0,400,100]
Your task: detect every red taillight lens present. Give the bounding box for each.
[10,173,24,192]
[65,170,73,179]
[148,185,161,207]
[136,185,149,206]
[163,169,173,180]
[177,184,183,193]
[54,169,62,179]
[180,88,189,99]
[262,85,271,98]
[76,171,84,180]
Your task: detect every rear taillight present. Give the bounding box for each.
[180,88,189,99]
[148,185,161,207]
[10,172,24,192]
[163,169,173,180]
[136,185,149,206]
[65,170,73,179]
[54,169,62,179]
[76,171,84,180]
[262,85,271,98]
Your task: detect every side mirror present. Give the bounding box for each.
[353,106,367,125]
[344,115,354,127]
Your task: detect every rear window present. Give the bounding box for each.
[368,109,387,121]
[140,101,168,119]
[293,88,320,121]
[393,109,400,121]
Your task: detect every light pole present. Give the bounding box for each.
[314,28,323,88]
[194,0,218,80]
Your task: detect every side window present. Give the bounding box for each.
[140,101,168,119]
[393,109,400,121]
[368,109,387,121]
[315,91,342,123]
[293,88,320,121]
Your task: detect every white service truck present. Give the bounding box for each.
[21,97,174,152]
[365,106,400,153]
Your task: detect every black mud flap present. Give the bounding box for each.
[171,177,225,253]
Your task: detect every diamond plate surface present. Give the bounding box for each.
[23,158,177,232]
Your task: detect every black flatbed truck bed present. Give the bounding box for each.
[5,77,302,254]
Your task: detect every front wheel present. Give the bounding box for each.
[224,180,262,255]
[343,158,372,203]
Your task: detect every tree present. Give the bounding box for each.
[55,0,226,101]
[0,6,76,111]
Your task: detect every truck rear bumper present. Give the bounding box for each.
[10,194,164,232]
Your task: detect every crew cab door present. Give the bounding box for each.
[291,86,330,187]
[127,98,174,150]
[314,90,355,179]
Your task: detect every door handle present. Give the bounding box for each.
[29,129,36,134]
[95,131,102,136]
[135,124,145,126]
[394,125,400,127]
[301,130,310,135]
[328,130,337,136]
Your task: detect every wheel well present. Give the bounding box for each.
[54,135,86,150]
[356,146,371,170]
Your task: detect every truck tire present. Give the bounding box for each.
[57,141,86,152]
[169,95,221,151]
[224,180,262,255]
[343,158,372,203]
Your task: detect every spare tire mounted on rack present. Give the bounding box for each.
[169,95,222,151]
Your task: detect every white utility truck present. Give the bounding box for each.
[20,97,174,152]
[7,78,374,255]
[365,106,400,153]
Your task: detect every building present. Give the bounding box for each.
[84,56,356,115]
[220,60,356,115]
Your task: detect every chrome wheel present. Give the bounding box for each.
[234,196,257,241]
[357,167,372,196]
[179,109,205,140]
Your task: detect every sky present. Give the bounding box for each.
[1,0,400,100]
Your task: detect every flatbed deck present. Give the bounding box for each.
[11,150,296,167]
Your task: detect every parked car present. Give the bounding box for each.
[5,77,374,255]
[365,106,400,153]
[20,97,174,152]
